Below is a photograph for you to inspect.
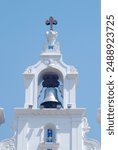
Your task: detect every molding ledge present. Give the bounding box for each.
[14,108,86,118]
[39,142,59,149]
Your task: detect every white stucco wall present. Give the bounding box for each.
[15,108,86,150]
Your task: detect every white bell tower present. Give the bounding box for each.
[23,21,78,110]
[11,17,100,150]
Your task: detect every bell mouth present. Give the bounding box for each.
[40,101,62,109]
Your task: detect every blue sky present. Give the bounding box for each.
[0,0,100,141]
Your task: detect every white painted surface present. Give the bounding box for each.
[15,108,87,150]
[0,108,4,125]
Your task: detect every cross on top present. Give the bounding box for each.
[45,16,57,30]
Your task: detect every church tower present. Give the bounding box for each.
[0,17,100,150]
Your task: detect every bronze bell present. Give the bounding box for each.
[40,88,62,108]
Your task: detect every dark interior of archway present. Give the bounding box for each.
[42,74,59,88]
[40,73,63,109]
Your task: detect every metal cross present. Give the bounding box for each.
[45,16,57,30]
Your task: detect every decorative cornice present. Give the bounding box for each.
[14,108,86,118]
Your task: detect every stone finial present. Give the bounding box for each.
[46,30,58,46]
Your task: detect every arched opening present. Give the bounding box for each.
[44,123,56,143]
[37,68,64,108]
